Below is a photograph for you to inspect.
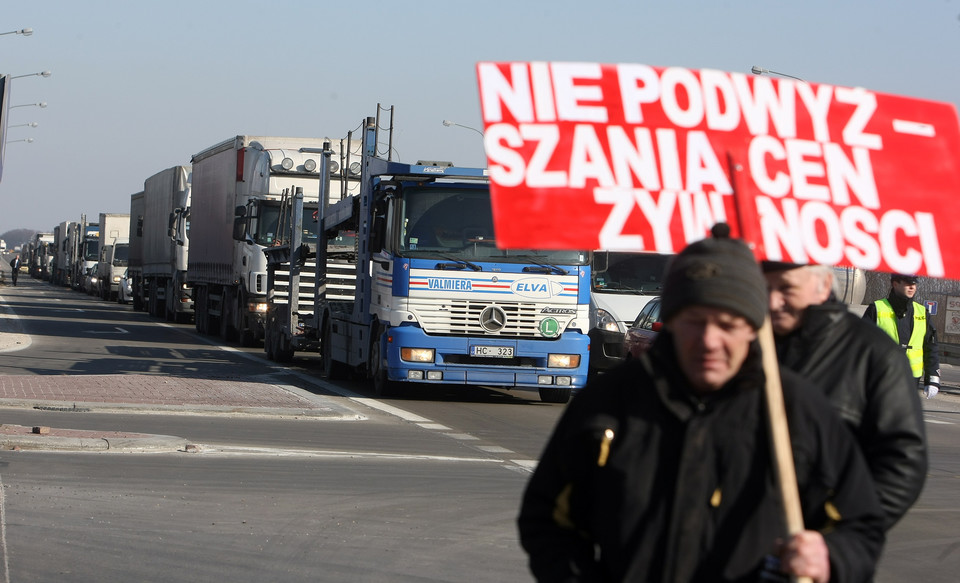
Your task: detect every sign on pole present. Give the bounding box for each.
[477,62,960,278]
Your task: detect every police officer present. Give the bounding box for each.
[863,274,940,398]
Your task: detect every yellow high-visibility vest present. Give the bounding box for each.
[874,299,925,377]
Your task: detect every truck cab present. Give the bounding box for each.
[97,239,129,300]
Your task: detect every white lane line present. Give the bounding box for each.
[511,460,539,471]
[418,423,451,431]
[478,445,513,454]
[926,419,953,425]
[190,445,499,463]
[0,473,9,583]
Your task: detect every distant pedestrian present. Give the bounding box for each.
[9,254,21,286]
[863,274,941,399]
[519,225,885,583]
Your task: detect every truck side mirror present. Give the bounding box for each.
[233,216,247,242]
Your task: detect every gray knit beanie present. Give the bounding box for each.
[660,223,767,329]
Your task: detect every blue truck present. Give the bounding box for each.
[263,114,591,403]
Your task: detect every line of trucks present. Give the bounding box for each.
[21,108,870,403]
[22,110,606,403]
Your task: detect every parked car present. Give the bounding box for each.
[118,268,133,304]
[624,296,662,359]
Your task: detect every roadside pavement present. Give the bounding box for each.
[0,284,365,451]
[0,373,365,451]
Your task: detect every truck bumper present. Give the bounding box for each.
[382,326,590,389]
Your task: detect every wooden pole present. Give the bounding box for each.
[758,315,811,583]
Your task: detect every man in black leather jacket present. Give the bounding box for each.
[519,228,885,582]
[764,263,927,531]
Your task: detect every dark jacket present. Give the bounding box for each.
[518,332,885,583]
[862,292,940,386]
[776,300,927,530]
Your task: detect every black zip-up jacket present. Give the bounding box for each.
[519,332,885,582]
[776,299,927,530]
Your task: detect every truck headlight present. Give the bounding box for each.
[247,302,268,313]
[401,348,435,363]
[548,354,580,368]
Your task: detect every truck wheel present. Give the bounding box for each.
[275,334,294,363]
[264,324,276,361]
[195,287,208,334]
[370,330,400,397]
[164,282,174,321]
[321,320,348,380]
[538,387,571,404]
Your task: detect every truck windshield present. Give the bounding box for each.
[398,186,587,266]
[84,241,100,262]
[253,202,319,247]
[113,245,129,266]
[592,252,670,294]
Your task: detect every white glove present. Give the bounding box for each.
[923,385,939,399]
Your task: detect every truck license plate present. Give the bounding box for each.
[471,345,514,358]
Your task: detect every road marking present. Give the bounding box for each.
[84,327,129,334]
[926,419,953,425]
[189,445,499,463]
[511,460,538,471]
[418,423,451,431]
[0,473,8,583]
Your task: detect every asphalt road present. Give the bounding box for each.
[1,272,960,582]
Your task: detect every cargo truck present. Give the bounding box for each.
[27,232,53,279]
[263,117,592,403]
[127,192,145,309]
[188,135,339,345]
[95,213,130,300]
[140,165,193,321]
[70,218,101,293]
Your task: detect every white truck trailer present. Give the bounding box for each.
[52,221,76,286]
[141,165,193,322]
[187,135,338,345]
[95,212,131,300]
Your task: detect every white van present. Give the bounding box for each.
[589,251,672,375]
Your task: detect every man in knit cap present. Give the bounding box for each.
[518,224,885,583]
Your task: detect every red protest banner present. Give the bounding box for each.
[476,62,960,278]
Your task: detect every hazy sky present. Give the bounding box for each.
[1,0,958,234]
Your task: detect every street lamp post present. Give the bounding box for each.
[9,70,52,80]
[6,138,34,144]
[751,65,805,82]
[9,102,47,109]
[442,119,484,137]
[8,122,39,129]
[0,28,32,37]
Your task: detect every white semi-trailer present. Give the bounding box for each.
[187,136,339,345]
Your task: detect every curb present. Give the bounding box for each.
[0,426,189,452]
